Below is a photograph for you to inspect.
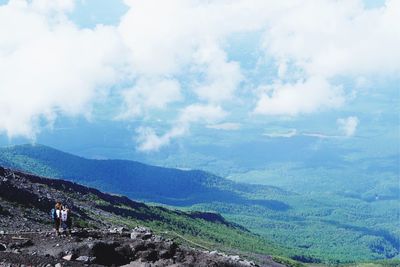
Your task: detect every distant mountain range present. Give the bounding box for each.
[0,144,290,209]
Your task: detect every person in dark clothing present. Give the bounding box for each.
[53,202,62,236]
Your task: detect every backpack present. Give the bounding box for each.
[50,208,57,221]
[61,210,68,222]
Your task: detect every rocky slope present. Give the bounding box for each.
[0,227,278,267]
[0,166,288,267]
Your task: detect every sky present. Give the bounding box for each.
[0,0,399,169]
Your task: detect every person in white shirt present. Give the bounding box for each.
[61,206,71,236]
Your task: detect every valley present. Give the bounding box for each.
[0,144,398,264]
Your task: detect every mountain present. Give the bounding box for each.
[0,144,290,208]
[1,144,399,264]
[0,165,299,267]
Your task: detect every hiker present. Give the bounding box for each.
[61,206,71,236]
[51,202,62,236]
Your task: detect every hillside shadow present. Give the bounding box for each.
[135,188,291,211]
[321,219,399,255]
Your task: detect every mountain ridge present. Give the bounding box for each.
[0,165,296,267]
[0,144,291,209]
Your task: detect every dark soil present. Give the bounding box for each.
[0,228,270,267]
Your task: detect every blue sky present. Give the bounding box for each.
[0,0,398,171]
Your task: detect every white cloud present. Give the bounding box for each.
[136,126,185,152]
[117,78,182,119]
[118,0,254,104]
[30,0,75,14]
[192,44,243,103]
[263,129,353,139]
[207,122,241,131]
[302,132,343,139]
[262,0,400,78]
[121,0,398,146]
[254,77,345,116]
[118,0,267,76]
[0,0,125,137]
[0,0,398,149]
[178,104,227,124]
[136,104,226,151]
[264,129,297,138]
[255,0,400,116]
[337,116,359,137]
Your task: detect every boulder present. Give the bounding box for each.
[75,255,96,263]
[131,227,153,240]
[229,255,241,261]
[91,241,130,266]
[109,228,118,234]
[75,255,89,262]
[130,240,147,252]
[115,244,134,259]
[9,239,33,249]
[140,250,158,262]
[62,254,74,261]
[125,264,141,267]
[117,227,129,233]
